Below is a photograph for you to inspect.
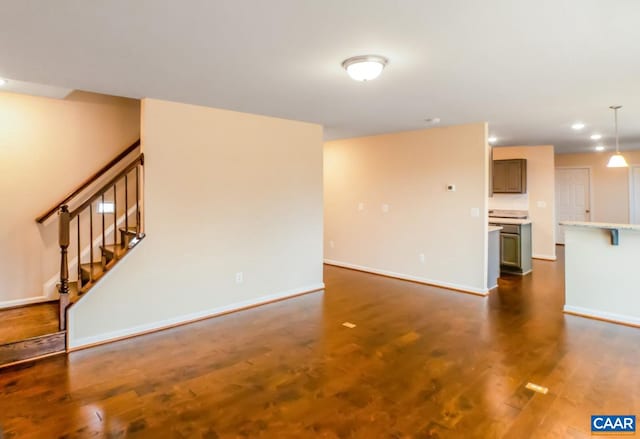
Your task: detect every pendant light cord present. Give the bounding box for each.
[611,105,622,154]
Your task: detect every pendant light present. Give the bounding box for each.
[606,105,629,168]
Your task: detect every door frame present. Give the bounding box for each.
[629,164,640,224]
[555,166,593,243]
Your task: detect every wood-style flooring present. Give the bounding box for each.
[0,302,59,345]
[1,247,639,438]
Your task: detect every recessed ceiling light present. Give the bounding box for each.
[424,117,441,124]
[595,145,605,152]
[0,78,7,86]
[488,136,498,144]
[342,55,388,81]
[571,122,586,130]
[590,133,602,140]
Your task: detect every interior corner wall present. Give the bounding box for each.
[555,150,640,223]
[323,123,489,294]
[0,90,140,307]
[68,98,324,348]
[492,145,556,259]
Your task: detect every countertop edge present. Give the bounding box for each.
[560,221,640,231]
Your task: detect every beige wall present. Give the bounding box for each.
[324,123,489,294]
[492,145,556,259]
[0,91,140,307]
[68,98,324,348]
[555,151,640,223]
[564,225,640,326]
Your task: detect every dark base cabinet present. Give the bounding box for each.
[490,223,532,275]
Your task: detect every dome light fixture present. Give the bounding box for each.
[342,55,388,82]
[0,78,7,86]
[606,105,629,168]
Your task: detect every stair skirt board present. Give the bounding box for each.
[0,332,66,368]
[68,283,325,350]
[42,205,139,298]
[323,259,489,296]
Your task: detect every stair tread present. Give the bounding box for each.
[80,262,104,278]
[120,226,139,235]
[101,244,128,257]
[0,302,60,346]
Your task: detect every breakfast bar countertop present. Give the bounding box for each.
[560,221,640,231]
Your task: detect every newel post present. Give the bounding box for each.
[58,205,71,330]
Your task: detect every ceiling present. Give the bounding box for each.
[1,0,639,153]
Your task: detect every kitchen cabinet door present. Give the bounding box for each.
[493,159,527,193]
[500,233,521,267]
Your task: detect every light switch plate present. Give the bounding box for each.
[382,204,390,213]
[470,207,480,217]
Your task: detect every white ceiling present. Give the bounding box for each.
[1,0,639,153]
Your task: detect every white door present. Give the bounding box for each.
[555,168,591,244]
[631,166,640,224]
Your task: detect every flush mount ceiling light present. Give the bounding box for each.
[606,105,629,168]
[0,78,7,86]
[424,117,441,125]
[342,55,388,81]
[595,145,605,152]
[571,122,586,130]
[590,133,602,140]
[488,136,498,144]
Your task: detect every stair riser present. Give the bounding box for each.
[0,332,66,368]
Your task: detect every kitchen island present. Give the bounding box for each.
[561,221,640,327]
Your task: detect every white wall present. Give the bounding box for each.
[0,90,140,308]
[324,123,489,294]
[564,225,640,326]
[491,145,556,260]
[68,98,324,348]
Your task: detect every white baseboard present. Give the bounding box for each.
[68,282,325,350]
[324,259,489,296]
[533,254,557,261]
[564,305,640,327]
[0,295,51,309]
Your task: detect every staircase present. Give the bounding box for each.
[0,140,145,368]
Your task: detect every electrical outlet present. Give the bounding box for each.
[419,253,425,263]
[382,204,390,213]
[329,240,335,249]
[470,207,480,217]
[358,202,364,211]
[537,201,547,208]
[235,272,243,284]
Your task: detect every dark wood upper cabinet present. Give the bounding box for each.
[492,159,527,194]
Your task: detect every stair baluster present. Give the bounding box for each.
[135,166,140,237]
[77,215,82,289]
[58,205,70,330]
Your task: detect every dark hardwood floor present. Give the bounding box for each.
[1,247,639,438]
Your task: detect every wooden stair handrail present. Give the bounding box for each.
[36,139,141,223]
[69,154,144,219]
